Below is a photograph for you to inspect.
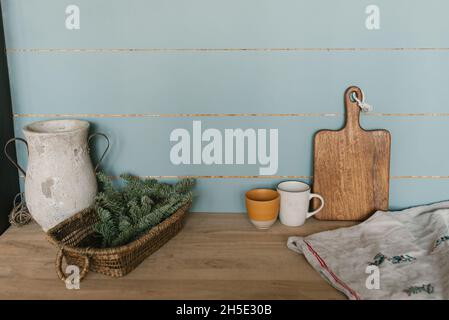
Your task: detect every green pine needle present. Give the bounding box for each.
[93,173,195,248]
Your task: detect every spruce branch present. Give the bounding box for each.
[93,173,195,248]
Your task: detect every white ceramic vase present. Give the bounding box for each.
[5,120,109,231]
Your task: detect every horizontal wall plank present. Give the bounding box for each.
[12,117,449,178]
[7,51,449,115]
[191,178,448,212]
[2,0,449,49]
[17,177,448,212]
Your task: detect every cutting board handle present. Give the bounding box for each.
[344,86,363,131]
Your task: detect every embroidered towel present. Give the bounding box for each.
[287,201,449,300]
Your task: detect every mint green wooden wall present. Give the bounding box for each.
[3,0,449,212]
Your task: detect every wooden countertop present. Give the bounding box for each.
[0,213,356,300]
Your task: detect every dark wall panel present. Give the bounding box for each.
[0,3,19,235]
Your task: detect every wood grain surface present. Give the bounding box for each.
[0,213,355,300]
[313,86,391,220]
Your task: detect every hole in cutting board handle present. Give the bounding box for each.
[350,91,359,103]
[344,86,364,131]
[348,87,363,104]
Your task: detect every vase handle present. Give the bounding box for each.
[4,138,28,177]
[88,133,110,172]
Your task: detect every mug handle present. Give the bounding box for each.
[307,193,325,219]
[88,133,110,172]
[4,138,28,177]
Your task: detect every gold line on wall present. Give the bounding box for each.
[6,47,449,53]
[130,175,312,179]
[365,113,449,117]
[18,174,449,179]
[392,175,449,179]
[13,113,339,118]
[13,113,449,118]
[147,175,449,179]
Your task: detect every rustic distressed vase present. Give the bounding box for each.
[4,120,109,231]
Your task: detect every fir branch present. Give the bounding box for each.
[93,173,194,248]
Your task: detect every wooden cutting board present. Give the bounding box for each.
[312,86,391,221]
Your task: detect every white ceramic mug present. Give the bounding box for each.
[276,181,324,227]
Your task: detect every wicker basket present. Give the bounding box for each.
[46,202,191,281]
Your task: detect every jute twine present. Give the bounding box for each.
[9,192,32,227]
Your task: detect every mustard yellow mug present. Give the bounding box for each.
[245,189,280,229]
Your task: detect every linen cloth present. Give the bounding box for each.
[287,201,449,299]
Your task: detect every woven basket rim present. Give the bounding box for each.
[46,202,191,255]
